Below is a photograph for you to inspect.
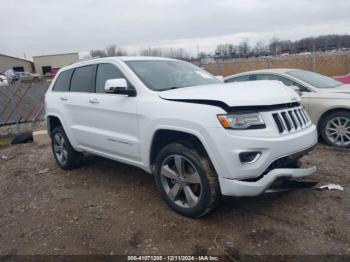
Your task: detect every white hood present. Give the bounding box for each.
[159,80,300,107]
[318,84,350,94]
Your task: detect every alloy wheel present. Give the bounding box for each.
[53,133,68,165]
[326,116,350,147]
[160,155,202,208]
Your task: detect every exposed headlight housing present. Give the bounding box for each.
[217,113,265,129]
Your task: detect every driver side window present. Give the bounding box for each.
[95,63,126,93]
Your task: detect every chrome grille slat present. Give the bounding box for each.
[272,106,311,134]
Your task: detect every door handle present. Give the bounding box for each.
[89,98,100,104]
[60,96,68,101]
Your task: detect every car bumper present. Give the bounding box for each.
[219,166,316,197]
[202,125,318,180]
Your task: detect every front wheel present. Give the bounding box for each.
[154,143,220,218]
[319,111,350,148]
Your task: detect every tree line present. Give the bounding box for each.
[89,34,350,60]
[214,34,350,59]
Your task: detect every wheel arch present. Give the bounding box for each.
[149,129,216,173]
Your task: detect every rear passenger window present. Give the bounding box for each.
[95,63,125,93]
[70,65,95,93]
[53,69,73,92]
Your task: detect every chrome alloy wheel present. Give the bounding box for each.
[160,155,202,208]
[53,133,68,165]
[326,116,350,147]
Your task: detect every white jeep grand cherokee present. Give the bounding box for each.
[45,57,317,217]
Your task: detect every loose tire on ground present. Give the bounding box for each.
[154,142,220,218]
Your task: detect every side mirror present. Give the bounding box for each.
[290,86,302,96]
[104,78,136,96]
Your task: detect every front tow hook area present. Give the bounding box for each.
[265,179,318,193]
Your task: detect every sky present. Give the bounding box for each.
[1,0,349,59]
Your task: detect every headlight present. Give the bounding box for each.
[217,113,265,129]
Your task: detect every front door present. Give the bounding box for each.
[87,63,140,163]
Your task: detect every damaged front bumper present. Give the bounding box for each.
[219,166,317,197]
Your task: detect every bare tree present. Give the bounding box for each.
[106,45,117,56]
[238,39,250,57]
[90,49,107,58]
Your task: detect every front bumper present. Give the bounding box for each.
[219,166,316,197]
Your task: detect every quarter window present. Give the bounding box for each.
[53,69,73,92]
[95,63,125,93]
[70,65,95,93]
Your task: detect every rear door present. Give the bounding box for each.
[87,63,140,162]
[64,65,96,148]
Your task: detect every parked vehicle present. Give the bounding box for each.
[45,57,317,217]
[225,69,350,148]
[334,74,350,84]
[19,72,41,82]
[0,74,8,86]
[4,69,19,82]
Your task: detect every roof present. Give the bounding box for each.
[32,52,79,58]
[0,53,33,63]
[65,56,178,69]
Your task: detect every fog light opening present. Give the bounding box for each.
[239,151,261,164]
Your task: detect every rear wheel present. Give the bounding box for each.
[51,126,83,169]
[154,142,220,218]
[319,111,350,148]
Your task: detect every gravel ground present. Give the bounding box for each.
[0,142,349,257]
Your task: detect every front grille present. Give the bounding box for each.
[272,106,311,134]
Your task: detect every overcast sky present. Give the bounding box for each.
[1,0,349,59]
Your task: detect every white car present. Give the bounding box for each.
[19,72,41,82]
[0,74,8,86]
[45,57,317,217]
[225,69,350,148]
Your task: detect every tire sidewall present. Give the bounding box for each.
[154,143,212,218]
[51,126,81,169]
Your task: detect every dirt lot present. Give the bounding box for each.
[0,142,349,257]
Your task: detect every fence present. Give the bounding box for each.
[0,80,49,129]
[202,51,350,77]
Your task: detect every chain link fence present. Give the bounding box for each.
[0,80,49,133]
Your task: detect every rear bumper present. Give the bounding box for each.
[219,166,316,197]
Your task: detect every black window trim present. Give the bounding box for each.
[94,62,137,96]
[69,64,97,93]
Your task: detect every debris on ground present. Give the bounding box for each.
[318,184,344,191]
[1,155,8,160]
[37,168,50,174]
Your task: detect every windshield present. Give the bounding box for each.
[287,69,342,89]
[125,60,221,91]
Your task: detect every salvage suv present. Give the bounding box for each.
[45,57,317,217]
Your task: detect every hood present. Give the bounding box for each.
[159,80,300,108]
[323,84,350,93]
[315,84,350,98]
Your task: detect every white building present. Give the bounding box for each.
[33,53,79,75]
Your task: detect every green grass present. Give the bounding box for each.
[0,135,13,148]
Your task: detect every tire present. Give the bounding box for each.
[319,111,350,148]
[11,131,33,145]
[154,142,220,218]
[51,126,83,169]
